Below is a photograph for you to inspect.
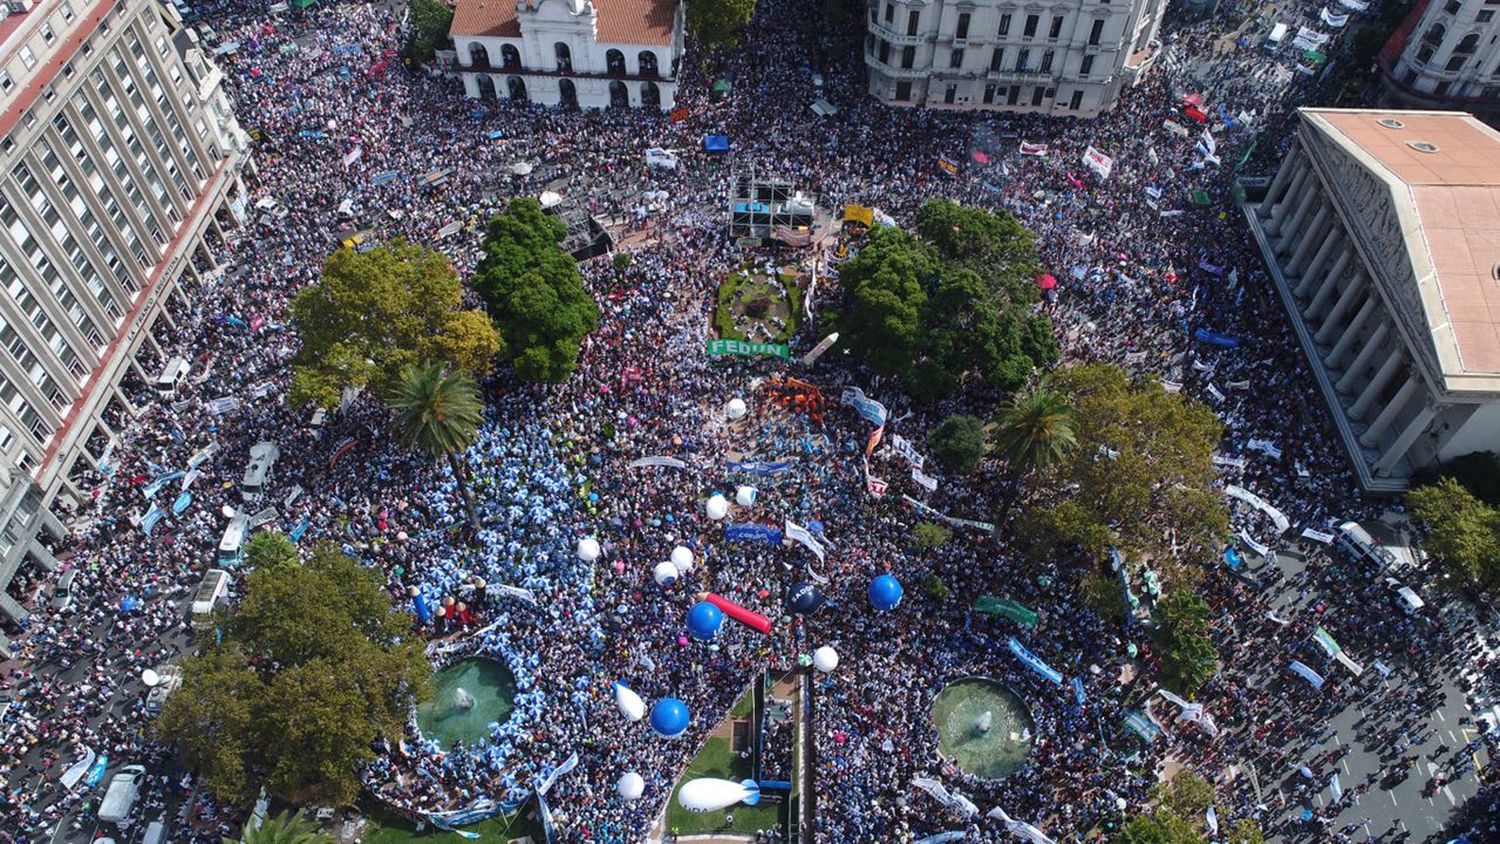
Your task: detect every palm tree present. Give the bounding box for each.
[229,810,334,844]
[386,362,484,531]
[990,384,1078,521]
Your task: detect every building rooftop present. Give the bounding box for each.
[451,0,675,45]
[1305,108,1500,379]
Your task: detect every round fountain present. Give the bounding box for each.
[930,677,1035,781]
[416,657,517,749]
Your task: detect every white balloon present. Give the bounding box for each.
[617,771,645,801]
[576,537,601,562]
[140,669,161,687]
[613,682,646,722]
[670,546,694,572]
[678,778,760,813]
[653,561,680,585]
[705,494,729,521]
[735,486,757,508]
[813,646,839,673]
[726,398,748,420]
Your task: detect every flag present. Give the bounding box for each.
[452,832,481,840]
[866,473,888,498]
[1205,805,1219,834]
[1200,127,1217,156]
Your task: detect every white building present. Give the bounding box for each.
[863,0,1166,116]
[1244,109,1500,491]
[449,0,685,110]
[1380,0,1500,113]
[0,0,248,651]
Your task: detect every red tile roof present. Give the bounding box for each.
[451,0,676,46]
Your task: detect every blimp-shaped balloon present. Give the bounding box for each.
[613,681,645,722]
[653,561,680,586]
[577,537,601,562]
[726,398,748,420]
[678,778,761,813]
[813,645,839,673]
[670,545,694,572]
[868,574,904,611]
[650,697,691,738]
[705,494,729,521]
[617,771,645,801]
[735,486,757,508]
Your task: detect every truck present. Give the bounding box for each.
[1265,22,1288,53]
[241,441,280,498]
[97,764,147,824]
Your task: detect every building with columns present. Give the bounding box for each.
[1244,108,1500,492]
[0,0,248,652]
[1378,0,1500,116]
[863,0,1167,116]
[449,0,684,110]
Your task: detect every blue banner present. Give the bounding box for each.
[427,796,528,831]
[1072,676,1087,706]
[724,522,784,545]
[371,170,400,186]
[290,516,311,542]
[726,460,792,475]
[1007,636,1064,686]
[1194,328,1241,348]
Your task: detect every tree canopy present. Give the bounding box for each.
[1155,591,1219,698]
[386,363,485,530]
[471,199,600,383]
[1023,364,1227,569]
[231,810,335,844]
[685,0,757,51]
[289,240,497,409]
[927,414,987,474]
[405,0,455,64]
[836,200,1056,401]
[1408,476,1500,598]
[156,543,430,806]
[1119,771,1264,844]
[245,531,298,571]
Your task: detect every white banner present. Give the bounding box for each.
[1019,141,1049,156]
[342,146,363,167]
[1224,484,1291,534]
[1200,127,1217,156]
[1082,145,1114,180]
[1320,7,1350,26]
[1338,0,1369,9]
[1246,439,1282,459]
[1162,119,1191,138]
[783,519,827,562]
[911,777,978,818]
[495,583,539,606]
[1289,659,1326,689]
[1213,454,1247,470]
[987,807,1056,844]
[207,397,241,416]
[536,751,578,796]
[627,456,688,470]
[911,466,939,492]
[901,494,995,533]
[1301,527,1336,544]
[890,435,925,469]
[1297,26,1330,45]
[1239,530,1271,558]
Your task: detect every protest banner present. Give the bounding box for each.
[1082,146,1114,179]
[707,339,790,359]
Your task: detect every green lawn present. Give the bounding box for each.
[357,800,543,843]
[664,736,784,836]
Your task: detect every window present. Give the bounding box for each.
[990,48,1004,71]
[957,12,971,39]
[1032,87,1046,106]
[998,13,1011,36]
[1088,19,1104,45]
[1023,14,1039,37]
[41,24,54,44]
[1070,90,1084,109]
[1007,84,1020,104]
[1446,54,1467,71]
[984,84,996,103]
[1017,48,1030,71]
[1445,0,1460,13]
[1480,9,1494,20]
[907,10,920,35]
[902,46,915,68]
[884,2,894,23]
[950,48,964,68]
[0,72,11,92]
[1049,16,1064,39]
[20,47,36,69]
[879,40,891,63]
[1040,49,1054,72]
[944,84,957,104]
[61,2,74,21]
[895,80,912,101]
[1080,54,1094,77]
[1435,80,1452,95]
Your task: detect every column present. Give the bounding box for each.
[1303,259,1343,321]
[1360,372,1419,447]
[1326,295,1377,368]
[25,539,60,573]
[462,74,481,98]
[1277,189,1323,258]
[1267,162,1311,236]
[1373,404,1439,477]
[1350,349,1405,420]
[1337,320,1391,393]
[1288,207,1335,277]
[1316,272,1366,344]
[1258,145,1303,219]
[1295,230,1343,297]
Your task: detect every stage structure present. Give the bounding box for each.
[728,172,818,247]
[543,194,613,261]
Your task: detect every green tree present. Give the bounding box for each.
[836,225,935,378]
[289,240,497,409]
[1158,770,1215,820]
[232,810,335,844]
[1028,365,1226,566]
[1155,591,1219,697]
[386,363,485,531]
[1408,476,1500,595]
[928,414,987,474]
[245,531,298,571]
[991,385,1077,519]
[685,0,758,51]
[922,574,951,602]
[158,543,430,807]
[915,198,1040,304]
[912,521,953,549]
[472,199,600,383]
[405,0,455,64]
[1225,819,1267,844]
[1118,810,1203,844]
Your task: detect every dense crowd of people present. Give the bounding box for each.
[1,0,1497,841]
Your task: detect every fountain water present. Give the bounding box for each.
[454,687,476,710]
[974,710,993,735]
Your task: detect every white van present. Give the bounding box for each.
[50,569,77,611]
[1385,577,1426,615]
[241,441,281,498]
[97,765,147,823]
[142,820,168,844]
[1265,22,1288,53]
[191,569,230,617]
[1334,521,1396,569]
[154,358,191,399]
[218,514,249,566]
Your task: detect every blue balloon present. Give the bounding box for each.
[650,697,691,737]
[686,601,725,640]
[868,574,903,611]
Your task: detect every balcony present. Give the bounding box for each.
[867,20,932,45]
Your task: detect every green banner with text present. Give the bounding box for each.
[706,339,790,359]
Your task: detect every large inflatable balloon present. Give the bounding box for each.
[678,778,761,813]
[726,398,748,420]
[702,592,773,634]
[813,645,839,673]
[705,494,730,521]
[785,582,825,615]
[577,537,601,562]
[735,485,757,508]
[408,586,432,624]
[613,682,646,722]
[617,771,645,801]
[650,698,691,738]
[686,601,725,640]
[868,574,904,611]
[653,561,680,586]
[670,545,694,572]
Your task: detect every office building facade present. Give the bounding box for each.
[1380,0,1500,115]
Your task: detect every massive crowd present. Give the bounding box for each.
[1,0,1497,841]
